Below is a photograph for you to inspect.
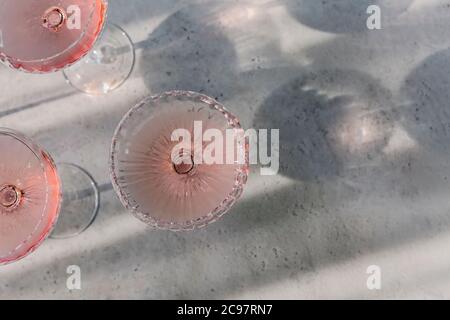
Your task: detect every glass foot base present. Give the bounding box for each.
[63,23,135,95]
[50,163,99,239]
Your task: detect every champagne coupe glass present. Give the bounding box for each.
[0,0,135,95]
[110,91,249,231]
[0,128,99,265]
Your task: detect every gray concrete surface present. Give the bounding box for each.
[2,0,450,299]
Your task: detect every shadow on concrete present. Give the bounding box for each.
[0,91,77,118]
[284,0,412,34]
[138,3,240,100]
[2,0,450,300]
[400,48,450,157]
[253,68,396,182]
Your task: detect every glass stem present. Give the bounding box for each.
[172,149,195,175]
[0,185,22,210]
[42,7,67,32]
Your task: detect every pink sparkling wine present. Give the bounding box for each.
[0,129,61,265]
[0,0,107,73]
[111,91,249,230]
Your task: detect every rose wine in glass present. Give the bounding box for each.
[0,129,60,265]
[110,91,249,231]
[0,129,99,265]
[0,0,135,94]
[0,0,106,73]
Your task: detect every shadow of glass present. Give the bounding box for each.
[0,90,77,118]
[400,48,450,156]
[108,0,183,23]
[253,68,395,182]
[284,0,412,34]
[138,3,240,100]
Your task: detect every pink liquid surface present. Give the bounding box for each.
[0,131,61,265]
[0,0,106,73]
[111,93,248,230]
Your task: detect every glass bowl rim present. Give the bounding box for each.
[109,90,249,231]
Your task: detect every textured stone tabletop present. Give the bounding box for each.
[2,0,450,299]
